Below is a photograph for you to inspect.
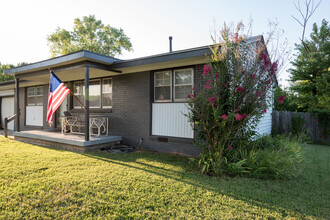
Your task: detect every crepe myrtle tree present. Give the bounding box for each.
[186,23,280,174]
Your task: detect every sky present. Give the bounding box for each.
[0,0,329,87]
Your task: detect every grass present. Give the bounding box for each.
[0,137,329,219]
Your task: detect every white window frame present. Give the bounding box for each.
[73,78,112,109]
[173,68,194,102]
[89,79,101,109]
[102,78,112,109]
[154,70,172,102]
[35,86,43,106]
[73,81,83,109]
[27,87,35,106]
[26,86,43,106]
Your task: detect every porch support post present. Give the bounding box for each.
[15,77,20,132]
[84,67,89,141]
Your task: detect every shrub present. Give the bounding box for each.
[186,22,280,176]
[223,135,303,179]
[291,112,305,136]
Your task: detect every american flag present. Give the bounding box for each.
[47,71,70,127]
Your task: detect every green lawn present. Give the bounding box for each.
[0,137,329,219]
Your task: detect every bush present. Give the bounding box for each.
[222,135,303,179]
[186,22,279,176]
[291,112,305,136]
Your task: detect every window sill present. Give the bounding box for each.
[70,108,112,113]
[153,101,188,104]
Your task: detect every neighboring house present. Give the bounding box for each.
[1,35,273,156]
[0,80,15,130]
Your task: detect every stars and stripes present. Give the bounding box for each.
[46,71,70,127]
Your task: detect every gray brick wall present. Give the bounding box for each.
[109,71,151,144]
[107,67,203,157]
[194,64,207,94]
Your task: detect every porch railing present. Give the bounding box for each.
[4,114,16,138]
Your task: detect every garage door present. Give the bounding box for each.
[1,97,15,130]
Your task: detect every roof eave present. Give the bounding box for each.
[4,50,121,75]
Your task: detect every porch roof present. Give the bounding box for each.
[4,50,120,76]
[3,35,262,77]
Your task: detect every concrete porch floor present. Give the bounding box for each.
[13,130,122,152]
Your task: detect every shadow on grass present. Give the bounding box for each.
[80,145,329,219]
[14,139,328,219]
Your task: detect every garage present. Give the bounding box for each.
[0,91,15,130]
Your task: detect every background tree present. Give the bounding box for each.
[273,87,300,111]
[289,19,330,111]
[0,63,14,82]
[0,62,28,82]
[47,15,133,57]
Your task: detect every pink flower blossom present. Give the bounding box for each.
[251,74,256,80]
[187,94,191,98]
[234,33,238,40]
[276,95,285,104]
[215,73,219,79]
[269,61,278,76]
[260,53,268,61]
[234,33,241,44]
[235,114,243,121]
[256,91,262,97]
[221,114,228,120]
[228,145,233,150]
[236,86,244,93]
[242,113,247,118]
[208,97,216,106]
[205,83,212,89]
[260,53,270,69]
[208,97,215,102]
[224,83,228,88]
[263,109,267,113]
[203,64,212,77]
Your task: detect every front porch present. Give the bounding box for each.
[13,130,122,152]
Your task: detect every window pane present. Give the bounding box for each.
[27,87,35,97]
[102,78,112,93]
[89,80,101,108]
[73,94,84,108]
[175,69,192,85]
[155,71,171,86]
[35,96,43,106]
[102,93,112,108]
[27,97,35,106]
[36,87,43,96]
[74,82,82,95]
[175,85,192,100]
[155,86,171,100]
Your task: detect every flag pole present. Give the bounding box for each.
[70,91,87,109]
[48,68,87,110]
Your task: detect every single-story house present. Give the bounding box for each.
[0,35,274,156]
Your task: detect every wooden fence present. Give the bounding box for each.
[272,111,330,145]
